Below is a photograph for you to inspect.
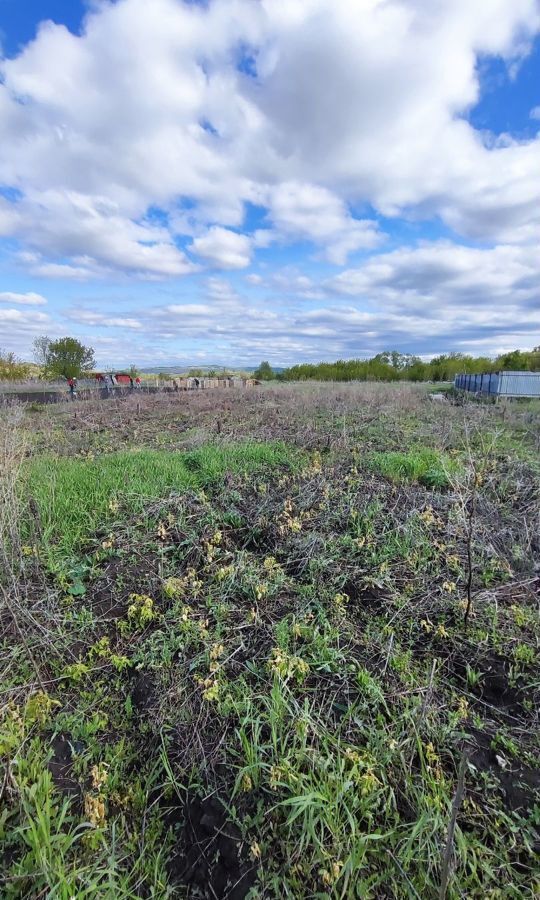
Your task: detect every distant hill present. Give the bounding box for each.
[138,364,285,375]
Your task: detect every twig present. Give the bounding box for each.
[439,753,467,900]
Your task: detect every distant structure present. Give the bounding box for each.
[454,371,540,399]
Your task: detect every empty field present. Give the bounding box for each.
[1,383,539,899]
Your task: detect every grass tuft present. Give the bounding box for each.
[367,447,456,487]
[26,442,299,557]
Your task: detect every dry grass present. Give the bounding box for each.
[1,384,539,899]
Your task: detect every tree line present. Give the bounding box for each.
[1,341,539,384]
[254,348,540,383]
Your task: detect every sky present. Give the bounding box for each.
[0,0,539,368]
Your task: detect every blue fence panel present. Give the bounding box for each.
[499,372,540,398]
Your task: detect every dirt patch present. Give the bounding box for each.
[466,728,540,816]
[47,733,81,798]
[168,794,257,899]
[130,672,157,714]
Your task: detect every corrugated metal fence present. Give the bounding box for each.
[454,371,540,398]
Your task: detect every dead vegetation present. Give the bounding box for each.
[1,384,539,898]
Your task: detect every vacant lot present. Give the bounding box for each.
[1,384,539,898]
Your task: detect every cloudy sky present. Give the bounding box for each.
[0,0,539,367]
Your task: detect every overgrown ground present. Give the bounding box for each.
[1,384,539,899]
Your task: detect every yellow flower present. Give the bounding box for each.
[127,594,155,627]
[269,765,287,789]
[163,577,186,599]
[91,764,109,790]
[84,794,106,828]
[442,581,456,593]
[108,497,119,513]
[344,747,361,763]
[320,861,343,886]
[210,643,225,660]
[424,742,438,764]
[255,583,268,601]
[241,774,253,793]
[202,679,219,702]
[359,769,380,795]
[268,648,309,681]
[250,841,261,860]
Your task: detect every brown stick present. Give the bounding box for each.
[439,753,467,900]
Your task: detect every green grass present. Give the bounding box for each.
[367,447,457,488]
[26,442,299,557]
[5,388,539,899]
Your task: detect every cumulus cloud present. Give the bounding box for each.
[0,0,537,281]
[0,291,47,305]
[191,227,253,269]
[326,241,540,307]
[7,191,197,279]
[0,307,51,355]
[0,0,539,361]
[268,182,382,264]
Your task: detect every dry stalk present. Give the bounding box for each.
[439,752,467,900]
[0,405,44,687]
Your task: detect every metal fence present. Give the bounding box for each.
[454,371,540,398]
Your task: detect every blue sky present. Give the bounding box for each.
[0,0,539,367]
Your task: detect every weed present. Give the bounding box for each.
[2,385,539,899]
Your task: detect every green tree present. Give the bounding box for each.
[0,349,30,381]
[43,337,95,380]
[254,361,274,380]
[495,350,531,371]
[530,347,540,372]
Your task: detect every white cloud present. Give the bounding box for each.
[326,241,540,306]
[205,277,240,302]
[0,308,51,354]
[6,191,197,279]
[267,182,382,264]
[0,308,49,323]
[0,291,47,305]
[191,227,253,269]
[0,0,537,281]
[530,105,540,119]
[66,309,142,329]
[0,0,539,362]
